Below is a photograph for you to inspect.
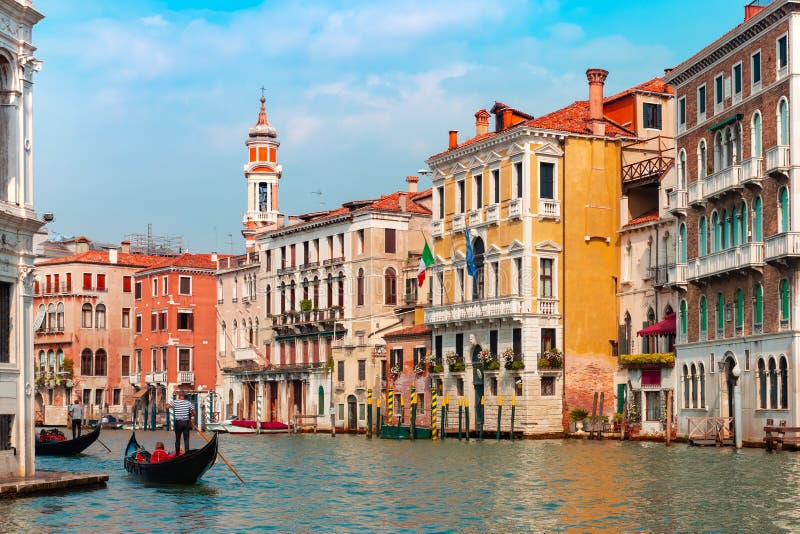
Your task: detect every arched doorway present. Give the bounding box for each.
[347,394,357,431]
[34,392,44,424]
[318,386,325,416]
[471,343,484,426]
[720,352,738,428]
[471,237,485,301]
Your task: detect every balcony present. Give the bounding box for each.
[703,165,741,199]
[468,208,483,226]
[687,243,764,281]
[536,298,559,315]
[740,157,763,187]
[300,261,320,271]
[129,373,141,386]
[668,263,687,287]
[425,296,525,325]
[178,371,194,384]
[234,347,259,362]
[538,199,560,220]
[688,180,705,207]
[667,189,687,216]
[508,198,522,220]
[355,380,367,390]
[277,265,296,276]
[335,380,345,391]
[765,232,800,262]
[485,204,500,225]
[145,371,167,384]
[452,213,465,232]
[323,256,345,267]
[432,219,443,237]
[766,145,790,176]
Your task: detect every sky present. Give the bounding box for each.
[32,0,744,253]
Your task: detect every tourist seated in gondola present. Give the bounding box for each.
[38,428,66,443]
[150,441,174,463]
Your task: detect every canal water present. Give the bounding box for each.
[2,430,799,532]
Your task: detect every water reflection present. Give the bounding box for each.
[2,430,799,532]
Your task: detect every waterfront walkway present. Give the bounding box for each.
[0,470,108,499]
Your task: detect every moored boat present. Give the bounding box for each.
[223,420,289,434]
[35,426,101,456]
[124,432,218,484]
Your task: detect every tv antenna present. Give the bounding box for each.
[311,189,324,210]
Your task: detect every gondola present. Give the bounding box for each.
[123,432,218,484]
[35,426,101,456]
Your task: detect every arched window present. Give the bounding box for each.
[56,302,64,331]
[738,201,747,245]
[217,278,223,302]
[758,358,767,408]
[714,131,723,171]
[337,272,344,308]
[95,303,106,329]
[47,349,54,372]
[698,362,706,408]
[326,274,333,308]
[384,268,397,305]
[735,288,744,333]
[721,209,729,249]
[471,237,485,301]
[318,385,325,416]
[716,292,725,336]
[290,281,296,310]
[57,349,64,373]
[698,216,707,257]
[248,319,254,344]
[254,317,259,345]
[699,295,708,336]
[752,111,762,157]
[232,275,238,301]
[36,304,44,331]
[711,212,720,252]
[265,284,271,315]
[682,364,690,408]
[312,277,319,309]
[690,363,698,409]
[780,279,791,327]
[769,357,778,409]
[280,282,286,314]
[37,350,45,371]
[780,356,788,409]
[679,300,687,337]
[94,349,107,377]
[81,348,93,376]
[778,98,789,145]
[46,303,55,331]
[753,196,763,241]
[679,223,687,263]
[357,268,365,306]
[753,284,763,331]
[81,303,92,328]
[678,149,687,189]
[220,321,227,352]
[731,205,738,246]
[698,139,707,178]
[779,187,790,232]
[302,277,309,302]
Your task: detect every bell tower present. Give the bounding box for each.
[242,95,281,248]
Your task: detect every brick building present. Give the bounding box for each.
[666,0,797,444]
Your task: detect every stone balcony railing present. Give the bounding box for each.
[766,145,790,175]
[536,298,559,315]
[765,232,800,262]
[667,189,687,215]
[538,199,560,219]
[703,165,741,199]
[234,347,259,362]
[145,371,167,384]
[508,198,523,220]
[687,243,764,281]
[129,373,141,386]
[468,208,483,226]
[425,297,525,325]
[178,371,194,384]
[452,213,465,232]
[688,180,705,206]
[432,219,443,237]
[485,203,500,225]
[740,157,763,186]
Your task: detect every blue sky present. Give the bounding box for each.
[33,0,742,253]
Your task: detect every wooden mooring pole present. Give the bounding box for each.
[496,395,502,441]
[366,389,372,439]
[589,392,598,439]
[665,390,672,447]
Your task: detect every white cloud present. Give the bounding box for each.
[141,14,168,27]
[548,22,583,41]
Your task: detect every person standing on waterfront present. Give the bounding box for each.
[67,397,83,439]
[169,391,195,454]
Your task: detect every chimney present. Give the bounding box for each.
[75,238,89,253]
[211,252,218,263]
[744,3,765,21]
[109,249,118,264]
[406,175,419,193]
[120,240,130,254]
[586,68,609,136]
[475,109,490,136]
[448,130,458,149]
[400,193,407,212]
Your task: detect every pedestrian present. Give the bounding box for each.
[67,397,83,439]
[169,391,195,454]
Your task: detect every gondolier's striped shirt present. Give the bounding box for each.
[170,399,194,421]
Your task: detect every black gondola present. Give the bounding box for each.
[35,426,101,456]
[123,432,218,484]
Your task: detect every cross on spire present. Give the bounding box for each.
[260,86,266,98]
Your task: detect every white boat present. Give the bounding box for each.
[205,419,257,434]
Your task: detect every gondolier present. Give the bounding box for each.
[169,391,195,454]
[67,397,83,439]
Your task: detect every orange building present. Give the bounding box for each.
[132,253,221,423]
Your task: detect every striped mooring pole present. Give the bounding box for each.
[257,393,263,434]
[366,389,373,439]
[397,395,404,436]
[441,394,448,441]
[496,395,502,441]
[479,395,484,441]
[464,397,470,441]
[431,386,438,441]
[387,388,394,422]
[457,397,463,440]
[410,387,417,441]
[205,394,213,431]
[376,396,382,436]
[511,396,516,441]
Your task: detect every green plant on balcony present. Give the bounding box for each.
[413,362,425,375]
[538,348,563,369]
[390,364,401,378]
[430,364,444,373]
[619,352,675,366]
[300,299,313,312]
[507,360,525,371]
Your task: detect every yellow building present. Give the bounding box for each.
[425,69,642,434]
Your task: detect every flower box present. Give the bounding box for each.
[619,352,675,367]
[485,360,501,371]
[449,362,466,372]
[505,360,525,371]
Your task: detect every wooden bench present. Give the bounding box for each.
[763,419,800,451]
[293,414,320,433]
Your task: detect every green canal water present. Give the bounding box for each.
[2,430,799,532]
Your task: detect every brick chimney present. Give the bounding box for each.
[448,130,458,149]
[399,193,407,212]
[475,109,490,136]
[744,3,765,21]
[120,240,131,254]
[586,68,609,136]
[406,175,419,193]
[109,248,118,264]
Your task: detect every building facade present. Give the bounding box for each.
[667,0,800,444]
[0,0,43,479]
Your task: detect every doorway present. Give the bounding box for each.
[347,394,357,431]
[472,344,484,426]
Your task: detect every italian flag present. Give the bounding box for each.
[417,240,434,286]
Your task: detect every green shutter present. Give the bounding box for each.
[755,285,763,324]
[717,293,725,330]
[700,297,707,332]
[616,383,626,415]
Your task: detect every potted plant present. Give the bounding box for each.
[569,408,589,433]
[538,348,563,369]
[445,351,465,372]
[613,412,623,432]
[478,350,500,370]
[627,397,641,436]
[300,299,312,320]
[390,363,401,379]
[413,361,425,375]
[502,347,515,369]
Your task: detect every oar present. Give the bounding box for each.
[97,437,112,454]
[191,421,245,484]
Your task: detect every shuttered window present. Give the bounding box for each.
[385,228,396,254]
[123,276,131,293]
[0,282,9,363]
[83,273,92,290]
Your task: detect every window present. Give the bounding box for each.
[732,62,742,102]
[152,277,158,297]
[541,376,555,396]
[514,162,523,198]
[337,360,345,381]
[385,228,396,254]
[778,34,788,75]
[512,328,522,358]
[779,187,790,232]
[716,293,725,336]
[677,97,686,131]
[780,356,788,409]
[539,258,553,298]
[770,358,778,409]
[159,309,167,330]
[95,389,103,406]
[82,303,92,328]
[714,74,724,111]
[491,262,499,298]
[94,349,107,376]
[150,311,157,332]
[698,139,707,178]
[752,111,762,158]
[0,415,13,452]
[83,273,92,290]
[161,346,168,371]
[780,279,791,326]
[489,330,498,358]
[697,85,706,120]
[458,180,465,213]
[179,276,192,295]
[491,169,499,204]
[81,348,93,375]
[82,389,90,405]
[123,275,132,293]
[135,281,142,299]
[337,273,344,308]
[56,303,64,331]
[778,98,789,145]
[177,311,194,330]
[121,354,130,377]
[95,304,106,329]
[178,348,191,371]
[753,284,763,330]
[384,268,397,305]
[113,389,121,406]
[699,296,707,335]
[357,268,365,306]
[135,313,142,333]
[474,172,483,208]
[539,162,554,200]
[437,186,444,219]
[679,223,687,263]
[358,359,366,381]
[455,333,464,362]
[515,258,523,296]
[735,288,744,331]
[356,229,364,254]
[751,50,761,87]
[162,276,168,295]
[643,102,662,129]
[646,391,661,421]
[679,300,687,336]
[753,196,763,241]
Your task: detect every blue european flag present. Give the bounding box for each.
[465,228,477,278]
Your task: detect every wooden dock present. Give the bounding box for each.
[0,470,108,499]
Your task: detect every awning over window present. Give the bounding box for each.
[708,113,743,132]
[636,313,676,337]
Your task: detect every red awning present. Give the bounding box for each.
[636,313,676,337]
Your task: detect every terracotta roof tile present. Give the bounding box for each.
[624,210,660,227]
[383,324,432,338]
[141,253,222,272]
[604,77,672,103]
[36,251,166,268]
